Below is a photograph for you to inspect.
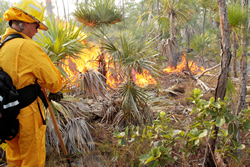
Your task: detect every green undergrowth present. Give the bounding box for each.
[111,88,250,167]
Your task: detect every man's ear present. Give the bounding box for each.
[19,22,24,31]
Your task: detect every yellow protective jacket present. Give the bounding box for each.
[0,28,62,167]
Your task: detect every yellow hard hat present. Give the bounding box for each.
[5,0,48,31]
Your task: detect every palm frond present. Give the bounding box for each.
[74,0,122,28]
[76,69,112,101]
[64,117,94,154]
[35,15,87,63]
[189,31,220,59]
[118,81,153,126]
[45,100,94,154]
[137,11,153,27]
[96,30,162,79]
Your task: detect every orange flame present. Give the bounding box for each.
[163,53,206,75]
[136,70,157,87]
[63,45,157,88]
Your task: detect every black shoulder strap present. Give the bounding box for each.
[0,34,24,48]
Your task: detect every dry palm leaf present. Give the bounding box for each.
[76,69,112,101]
[64,117,94,154]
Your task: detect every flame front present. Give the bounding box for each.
[136,70,157,87]
[63,45,157,88]
[163,53,206,75]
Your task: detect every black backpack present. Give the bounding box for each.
[0,34,48,144]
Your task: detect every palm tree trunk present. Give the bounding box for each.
[204,0,232,166]
[98,27,107,83]
[170,13,175,39]
[232,31,237,77]
[168,13,178,68]
[98,52,107,83]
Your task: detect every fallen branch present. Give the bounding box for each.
[196,64,220,79]
[183,59,215,92]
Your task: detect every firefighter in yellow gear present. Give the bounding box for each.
[0,0,62,166]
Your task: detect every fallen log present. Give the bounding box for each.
[197,64,220,79]
[183,59,215,92]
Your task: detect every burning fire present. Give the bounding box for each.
[63,45,99,79]
[136,70,157,87]
[63,45,157,88]
[163,53,206,74]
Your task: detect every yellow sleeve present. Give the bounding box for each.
[20,40,62,93]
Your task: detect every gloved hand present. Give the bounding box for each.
[48,91,63,102]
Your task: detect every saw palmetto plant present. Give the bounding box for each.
[35,16,103,154]
[75,68,112,101]
[35,15,87,78]
[46,100,94,154]
[95,30,161,127]
[74,0,122,82]
[99,30,161,77]
[74,0,122,28]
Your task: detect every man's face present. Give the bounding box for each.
[25,22,39,39]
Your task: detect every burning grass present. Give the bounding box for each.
[163,53,207,75]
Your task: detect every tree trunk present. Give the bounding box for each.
[142,0,145,39]
[202,8,206,35]
[232,31,237,77]
[236,0,248,143]
[55,0,60,17]
[98,52,107,83]
[46,0,53,16]
[157,0,160,16]
[85,0,88,5]
[67,0,70,22]
[237,0,248,115]
[170,13,175,39]
[62,0,67,21]
[204,0,232,166]
[122,0,125,29]
[158,38,179,68]
[168,13,178,67]
[98,25,107,83]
